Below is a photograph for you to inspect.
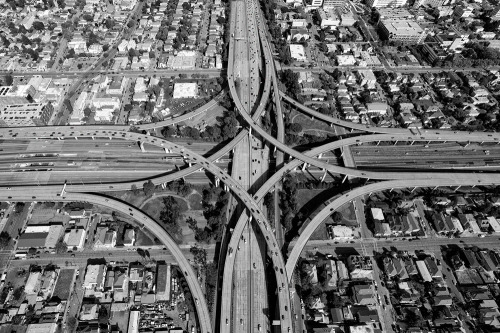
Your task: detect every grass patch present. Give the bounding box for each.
[52,268,76,300]
[188,193,203,210]
[142,197,188,222]
[309,223,328,240]
[135,229,155,246]
[290,110,338,135]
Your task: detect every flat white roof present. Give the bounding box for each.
[173,82,198,99]
[289,44,306,61]
[371,208,384,221]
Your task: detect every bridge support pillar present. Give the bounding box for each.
[340,148,344,157]
[394,140,398,145]
[389,188,394,192]
[109,137,112,140]
[189,162,192,167]
[92,136,95,140]
[74,137,78,140]
[410,141,414,145]
[320,171,327,183]
[433,186,439,190]
[411,187,417,193]
[342,175,348,183]
[224,184,228,192]
[318,153,323,159]
[427,141,431,145]
[140,142,146,152]
[164,148,171,154]
[376,141,380,146]
[443,141,447,144]
[454,185,461,192]
[301,163,308,171]
[215,177,220,187]
[57,137,61,140]
[472,184,476,188]
[368,192,372,196]
[480,141,484,145]
[330,123,334,127]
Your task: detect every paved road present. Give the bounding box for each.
[5,68,223,77]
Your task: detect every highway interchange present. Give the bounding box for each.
[3,2,500,333]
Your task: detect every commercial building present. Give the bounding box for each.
[128,310,140,333]
[17,232,49,249]
[0,101,53,127]
[336,55,356,66]
[156,263,171,301]
[173,83,199,99]
[367,0,406,8]
[377,8,414,20]
[167,50,197,69]
[70,91,88,125]
[379,19,427,44]
[26,323,57,333]
[413,0,444,7]
[25,271,42,295]
[106,76,128,95]
[123,229,135,246]
[63,229,86,251]
[289,44,307,62]
[356,69,377,88]
[323,0,348,9]
[83,265,106,290]
[45,225,64,249]
[318,8,340,28]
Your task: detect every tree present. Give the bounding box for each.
[32,21,45,31]
[67,317,78,331]
[131,184,140,195]
[55,240,68,254]
[83,107,92,118]
[12,287,24,301]
[149,51,155,58]
[105,18,114,29]
[77,63,83,69]
[332,212,343,223]
[143,180,155,197]
[160,196,181,237]
[4,75,13,86]
[66,48,76,58]
[0,232,11,249]
[82,13,93,21]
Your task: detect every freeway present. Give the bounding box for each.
[224,0,294,331]
[0,190,213,333]
[252,132,500,204]
[285,177,500,282]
